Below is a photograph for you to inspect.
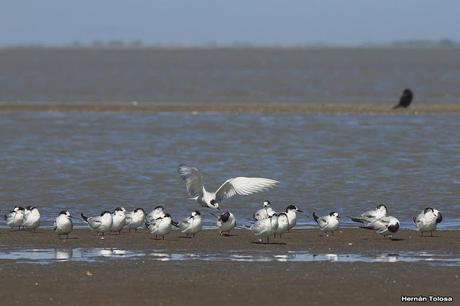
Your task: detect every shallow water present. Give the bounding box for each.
[0,112,459,228]
[0,247,458,266]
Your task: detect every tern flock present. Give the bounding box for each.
[3,165,444,243]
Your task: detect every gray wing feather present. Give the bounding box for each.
[178,165,204,197]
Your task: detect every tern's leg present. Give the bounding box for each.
[430,231,433,237]
[162,235,165,240]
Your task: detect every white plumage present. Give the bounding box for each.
[274,213,289,237]
[349,204,387,225]
[4,206,25,230]
[54,210,73,239]
[146,206,166,224]
[81,211,113,238]
[216,211,236,236]
[23,206,41,231]
[111,207,126,234]
[313,211,340,234]
[178,165,278,209]
[253,200,276,221]
[285,205,303,231]
[250,214,278,244]
[361,216,400,238]
[414,208,442,236]
[125,208,146,232]
[147,213,173,240]
[177,210,202,237]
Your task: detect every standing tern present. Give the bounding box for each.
[250,214,278,244]
[23,206,41,231]
[178,165,279,209]
[274,212,289,238]
[111,207,126,234]
[54,210,73,239]
[146,213,173,240]
[125,208,146,232]
[174,210,202,237]
[313,212,340,235]
[4,206,25,230]
[286,205,303,231]
[413,207,442,237]
[81,211,113,238]
[216,211,236,236]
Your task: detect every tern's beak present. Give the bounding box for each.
[297,209,303,213]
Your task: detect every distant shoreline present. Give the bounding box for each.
[0,102,459,114]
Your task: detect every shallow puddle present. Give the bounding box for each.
[0,248,458,266]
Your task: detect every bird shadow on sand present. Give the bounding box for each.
[390,238,404,241]
[220,233,238,237]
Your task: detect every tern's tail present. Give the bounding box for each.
[80,213,88,222]
[171,220,179,228]
[312,212,319,223]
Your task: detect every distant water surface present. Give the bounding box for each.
[0,112,458,228]
[0,47,459,104]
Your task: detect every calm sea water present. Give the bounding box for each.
[0,112,458,228]
[0,47,459,104]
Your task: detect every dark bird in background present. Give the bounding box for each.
[393,88,413,109]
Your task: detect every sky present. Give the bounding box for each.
[0,0,459,46]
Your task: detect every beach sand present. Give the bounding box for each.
[0,228,458,305]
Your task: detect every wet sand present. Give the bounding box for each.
[1,228,459,254]
[0,229,458,305]
[1,102,460,113]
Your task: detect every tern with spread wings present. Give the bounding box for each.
[177,165,279,209]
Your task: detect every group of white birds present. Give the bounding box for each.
[3,165,444,243]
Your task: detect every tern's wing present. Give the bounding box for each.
[366,217,390,232]
[215,177,279,203]
[177,165,204,197]
[318,217,329,229]
[179,218,191,229]
[88,216,102,229]
[349,216,370,224]
[414,212,424,225]
[361,208,378,219]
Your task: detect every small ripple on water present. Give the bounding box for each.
[0,248,458,266]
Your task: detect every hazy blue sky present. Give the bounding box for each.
[0,0,458,46]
